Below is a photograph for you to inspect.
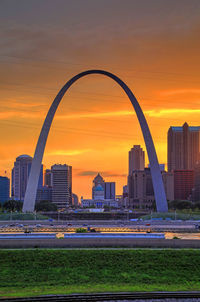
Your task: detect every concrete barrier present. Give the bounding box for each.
[1,238,200,248]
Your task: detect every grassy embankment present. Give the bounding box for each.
[141,211,200,220]
[0,213,47,220]
[0,249,200,297]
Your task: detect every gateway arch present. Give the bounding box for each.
[22,70,168,213]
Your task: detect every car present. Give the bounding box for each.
[24,228,31,233]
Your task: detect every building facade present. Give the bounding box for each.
[92,173,116,200]
[51,164,72,208]
[168,122,200,171]
[82,173,117,208]
[129,145,145,175]
[72,193,79,207]
[0,176,10,204]
[102,182,115,199]
[92,173,105,199]
[44,169,52,187]
[174,169,194,200]
[128,168,174,209]
[192,162,200,202]
[81,198,118,208]
[93,184,105,200]
[36,186,52,202]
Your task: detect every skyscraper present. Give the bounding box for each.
[0,176,10,203]
[12,155,33,201]
[51,164,72,208]
[168,122,200,171]
[12,155,43,201]
[129,145,145,175]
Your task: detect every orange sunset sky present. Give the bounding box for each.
[0,0,200,199]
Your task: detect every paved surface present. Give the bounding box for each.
[2,294,200,302]
[109,300,200,301]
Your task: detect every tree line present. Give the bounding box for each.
[0,200,57,212]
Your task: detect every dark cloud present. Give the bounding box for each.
[78,170,97,176]
[103,172,127,177]
[77,170,126,177]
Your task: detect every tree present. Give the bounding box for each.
[168,200,193,210]
[3,200,23,212]
[192,202,200,210]
[35,200,57,212]
[103,205,110,211]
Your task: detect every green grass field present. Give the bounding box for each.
[0,249,200,297]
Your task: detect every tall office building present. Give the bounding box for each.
[51,164,72,208]
[129,145,145,175]
[168,122,200,171]
[12,155,43,201]
[12,155,32,201]
[0,176,10,203]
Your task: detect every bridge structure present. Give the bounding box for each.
[22,70,168,213]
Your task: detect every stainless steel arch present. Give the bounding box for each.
[22,70,168,212]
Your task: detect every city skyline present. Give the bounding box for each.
[1,0,200,198]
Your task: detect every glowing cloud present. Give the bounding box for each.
[47,149,92,156]
[56,110,134,120]
[159,89,200,96]
[146,108,200,117]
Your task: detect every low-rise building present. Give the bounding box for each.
[81,197,118,208]
[81,174,118,209]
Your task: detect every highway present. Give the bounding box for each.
[0,219,199,234]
